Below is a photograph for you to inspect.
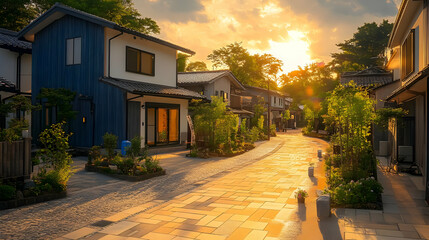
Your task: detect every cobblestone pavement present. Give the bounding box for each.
[57,131,330,240]
[0,136,283,240]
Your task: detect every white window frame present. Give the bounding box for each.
[66,37,82,65]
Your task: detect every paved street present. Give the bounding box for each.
[0,133,283,240]
[56,130,330,240]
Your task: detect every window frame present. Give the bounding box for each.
[66,37,82,66]
[401,29,415,80]
[125,46,155,76]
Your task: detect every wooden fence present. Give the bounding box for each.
[0,138,32,180]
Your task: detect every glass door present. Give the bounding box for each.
[147,108,156,146]
[169,109,179,142]
[146,104,180,146]
[157,108,168,144]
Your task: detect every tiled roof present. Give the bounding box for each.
[243,84,287,97]
[17,3,193,54]
[386,65,429,101]
[341,67,393,87]
[0,77,17,92]
[178,70,229,84]
[178,70,245,90]
[0,28,32,52]
[100,77,206,99]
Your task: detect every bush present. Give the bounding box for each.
[88,145,102,164]
[331,177,383,205]
[248,127,260,144]
[103,133,118,160]
[145,157,162,173]
[112,155,135,175]
[270,124,276,137]
[36,169,69,192]
[0,185,16,200]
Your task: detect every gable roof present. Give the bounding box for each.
[100,77,206,100]
[17,3,194,54]
[340,67,393,87]
[244,84,287,97]
[0,28,32,53]
[178,70,245,90]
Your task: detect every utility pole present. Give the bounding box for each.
[267,79,271,141]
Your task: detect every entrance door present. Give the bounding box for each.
[127,101,141,140]
[145,103,180,146]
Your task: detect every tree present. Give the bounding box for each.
[0,0,160,34]
[36,88,77,122]
[331,20,393,68]
[0,0,37,31]
[186,61,208,72]
[177,53,189,72]
[207,42,282,88]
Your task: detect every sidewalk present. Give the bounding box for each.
[338,157,429,240]
[59,132,330,240]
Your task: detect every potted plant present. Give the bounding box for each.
[295,188,308,203]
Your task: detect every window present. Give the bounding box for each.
[66,37,81,65]
[225,92,228,100]
[126,46,155,76]
[220,91,224,99]
[401,30,415,79]
[274,97,276,104]
[215,91,219,96]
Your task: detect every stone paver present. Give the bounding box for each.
[0,136,282,239]
[58,130,330,240]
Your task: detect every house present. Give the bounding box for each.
[242,85,289,130]
[340,66,394,87]
[177,70,253,124]
[383,0,429,203]
[17,3,204,148]
[0,28,32,129]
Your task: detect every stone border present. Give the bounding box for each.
[85,164,166,182]
[0,191,67,210]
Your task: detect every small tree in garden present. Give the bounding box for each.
[281,109,291,131]
[191,96,239,153]
[103,133,118,162]
[374,108,408,129]
[36,88,77,122]
[250,97,266,128]
[35,122,73,192]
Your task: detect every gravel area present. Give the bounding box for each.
[0,137,283,240]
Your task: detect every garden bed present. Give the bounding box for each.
[0,191,67,210]
[85,164,166,182]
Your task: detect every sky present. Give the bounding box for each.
[134,0,401,74]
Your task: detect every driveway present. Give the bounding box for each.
[0,136,283,239]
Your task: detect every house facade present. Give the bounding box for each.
[242,85,289,130]
[0,28,32,129]
[384,0,429,203]
[18,3,204,148]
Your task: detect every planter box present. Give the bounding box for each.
[85,164,166,182]
[0,191,66,210]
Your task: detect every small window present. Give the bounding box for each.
[66,37,81,65]
[225,92,228,100]
[401,30,415,79]
[126,46,155,76]
[220,91,224,99]
[274,97,276,104]
[215,91,219,96]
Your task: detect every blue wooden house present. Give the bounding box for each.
[17,3,204,148]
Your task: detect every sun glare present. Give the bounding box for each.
[250,30,313,75]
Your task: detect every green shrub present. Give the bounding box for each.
[36,169,69,192]
[145,157,162,173]
[270,124,276,137]
[88,145,102,164]
[248,127,260,144]
[127,136,142,158]
[112,156,134,175]
[331,177,383,205]
[0,185,16,200]
[103,133,118,159]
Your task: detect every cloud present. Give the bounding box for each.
[134,0,207,23]
[134,0,398,72]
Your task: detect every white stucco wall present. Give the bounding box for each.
[0,48,17,85]
[126,93,188,146]
[21,54,32,93]
[105,29,177,87]
[203,76,231,105]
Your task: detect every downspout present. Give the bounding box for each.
[108,32,123,78]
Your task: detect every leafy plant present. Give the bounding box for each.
[144,157,162,173]
[331,177,383,205]
[88,145,102,165]
[374,108,408,129]
[112,156,135,175]
[103,132,118,161]
[294,188,309,199]
[0,184,16,201]
[37,88,77,122]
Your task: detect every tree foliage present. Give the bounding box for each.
[331,20,393,68]
[186,61,208,72]
[37,88,77,122]
[208,42,282,88]
[177,53,189,72]
[0,0,160,34]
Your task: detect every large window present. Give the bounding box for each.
[401,30,415,79]
[66,37,81,65]
[126,46,155,76]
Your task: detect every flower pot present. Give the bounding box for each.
[298,197,305,203]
